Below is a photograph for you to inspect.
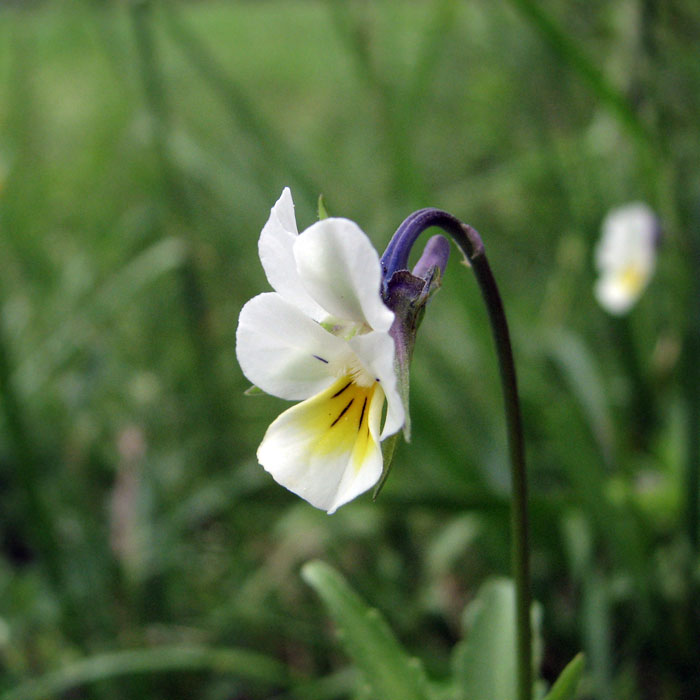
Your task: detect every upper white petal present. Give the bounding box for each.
[294,218,395,332]
[236,292,348,400]
[349,331,404,439]
[258,188,326,321]
[596,202,657,274]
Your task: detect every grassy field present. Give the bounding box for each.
[0,1,698,698]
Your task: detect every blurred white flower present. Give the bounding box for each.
[594,202,660,315]
[236,188,404,513]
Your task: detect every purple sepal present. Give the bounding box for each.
[382,256,446,441]
[373,213,455,493]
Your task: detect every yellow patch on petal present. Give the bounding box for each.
[617,263,646,297]
[300,376,382,472]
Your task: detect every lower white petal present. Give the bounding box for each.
[257,376,385,513]
[595,260,652,315]
[595,272,641,315]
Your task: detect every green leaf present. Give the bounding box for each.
[317,193,330,219]
[542,653,585,700]
[545,329,614,466]
[452,578,541,700]
[506,0,654,147]
[372,432,400,500]
[0,646,289,700]
[16,237,188,397]
[302,560,433,700]
[244,384,265,396]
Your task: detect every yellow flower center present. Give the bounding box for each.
[301,376,381,472]
[617,263,645,296]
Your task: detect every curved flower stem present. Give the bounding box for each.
[382,209,532,700]
[683,200,700,554]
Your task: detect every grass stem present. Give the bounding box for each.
[129,0,228,470]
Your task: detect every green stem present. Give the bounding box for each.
[457,225,532,700]
[0,315,92,645]
[683,201,700,553]
[382,211,532,700]
[327,3,426,205]
[607,316,656,450]
[160,3,321,210]
[130,1,229,471]
[507,0,656,150]
[0,320,61,584]
[0,646,289,700]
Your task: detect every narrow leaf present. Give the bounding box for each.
[372,432,400,500]
[0,646,288,700]
[545,329,615,466]
[302,560,432,700]
[317,194,330,220]
[506,0,654,147]
[452,578,541,700]
[542,653,585,700]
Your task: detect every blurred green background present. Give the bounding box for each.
[0,1,699,698]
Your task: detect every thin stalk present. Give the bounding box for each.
[0,321,61,584]
[130,1,228,470]
[683,200,700,553]
[382,209,532,700]
[458,225,532,700]
[506,0,656,151]
[639,0,699,563]
[0,316,89,646]
[160,3,321,210]
[607,316,656,450]
[327,3,426,206]
[0,645,290,700]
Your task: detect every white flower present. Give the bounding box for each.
[236,188,404,513]
[594,202,659,315]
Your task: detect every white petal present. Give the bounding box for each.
[258,188,326,321]
[236,293,348,400]
[328,385,386,513]
[594,273,644,316]
[257,378,385,513]
[294,218,395,331]
[594,203,658,315]
[272,186,298,234]
[350,331,404,438]
[596,203,657,274]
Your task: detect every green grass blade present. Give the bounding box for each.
[302,560,433,700]
[160,3,320,210]
[545,329,615,466]
[452,578,541,700]
[1,646,289,700]
[15,237,187,396]
[542,653,585,700]
[406,0,458,109]
[0,315,63,590]
[326,3,425,204]
[507,0,656,149]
